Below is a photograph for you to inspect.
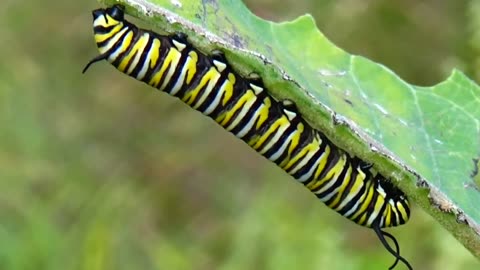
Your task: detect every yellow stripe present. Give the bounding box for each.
[118,33,149,73]
[312,144,330,178]
[249,116,288,150]
[350,182,375,220]
[255,97,271,129]
[274,123,304,166]
[283,143,311,171]
[216,90,255,126]
[185,51,198,84]
[395,202,409,222]
[333,170,365,211]
[369,195,385,225]
[110,31,134,65]
[94,14,122,28]
[327,165,352,208]
[148,47,182,88]
[149,39,161,69]
[95,24,124,43]
[183,67,221,105]
[308,152,346,191]
[221,73,235,105]
[105,15,121,27]
[97,27,129,55]
[287,123,303,154]
[384,204,392,226]
[358,213,368,226]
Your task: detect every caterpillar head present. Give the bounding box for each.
[83,5,127,74]
[92,5,125,27]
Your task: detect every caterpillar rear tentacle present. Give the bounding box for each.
[374,225,413,270]
[84,5,412,269]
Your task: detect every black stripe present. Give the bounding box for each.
[263,124,296,161]
[218,97,249,129]
[292,138,327,180]
[374,194,389,227]
[397,200,410,225]
[207,77,246,119]
[337,178,368,217]
[111,28,138,67]
[317,161,350,200]
[233,95,276,143]
[94,25,116,35]
[123,30,146,75]
[97,25,131,55]
[351,182,374,224]
[189,65,230,109]
[174,52,212,99]
[162,46,194,94]
[359,181,380,226]
[130,35,154,79]
[229,95,266,137]
[142,36,172,90]
[255,118,287,154]
[262,113,300,158]
[287,124,314,161]
[197,71,240,115]
[328,160,361,209]
[312,144,342,189]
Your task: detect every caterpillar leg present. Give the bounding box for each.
[358,160,373,170]
[210,49,227,62]
[172,32,188,42]
[280,99,298,111]
[245,72,263,84]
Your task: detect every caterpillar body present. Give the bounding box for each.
[84,5,412,270]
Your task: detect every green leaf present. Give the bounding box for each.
[99,0,480,258]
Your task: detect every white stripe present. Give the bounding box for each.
[314,164,345,195]
[127,33,149,75]
[192,73,221,109]
[93,16,106,26]
[380,215,385,227]
[318,166,352,202]
[297,151,326,182]
[203,80,227,115]
[159,55,181,91]
[259,122,290,155]
[344,198,362,217]
[104,27,130,60]
[288,149,316,175]
[267,131,295,162]
[366,208,380,226]
[137,36,155,80]
[335,179,364,211]
[226,96,257,131]
[317,188,337,202]
[169,56,192,95]
[234,107,260,138]
[394,201,401,222]
[158,50,183,91]
[376,185,387,198]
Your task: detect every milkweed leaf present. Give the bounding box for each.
[99,0,480,258]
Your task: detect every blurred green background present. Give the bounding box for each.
[1,0,479,269]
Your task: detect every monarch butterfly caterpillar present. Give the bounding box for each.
[84,5,412,270]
